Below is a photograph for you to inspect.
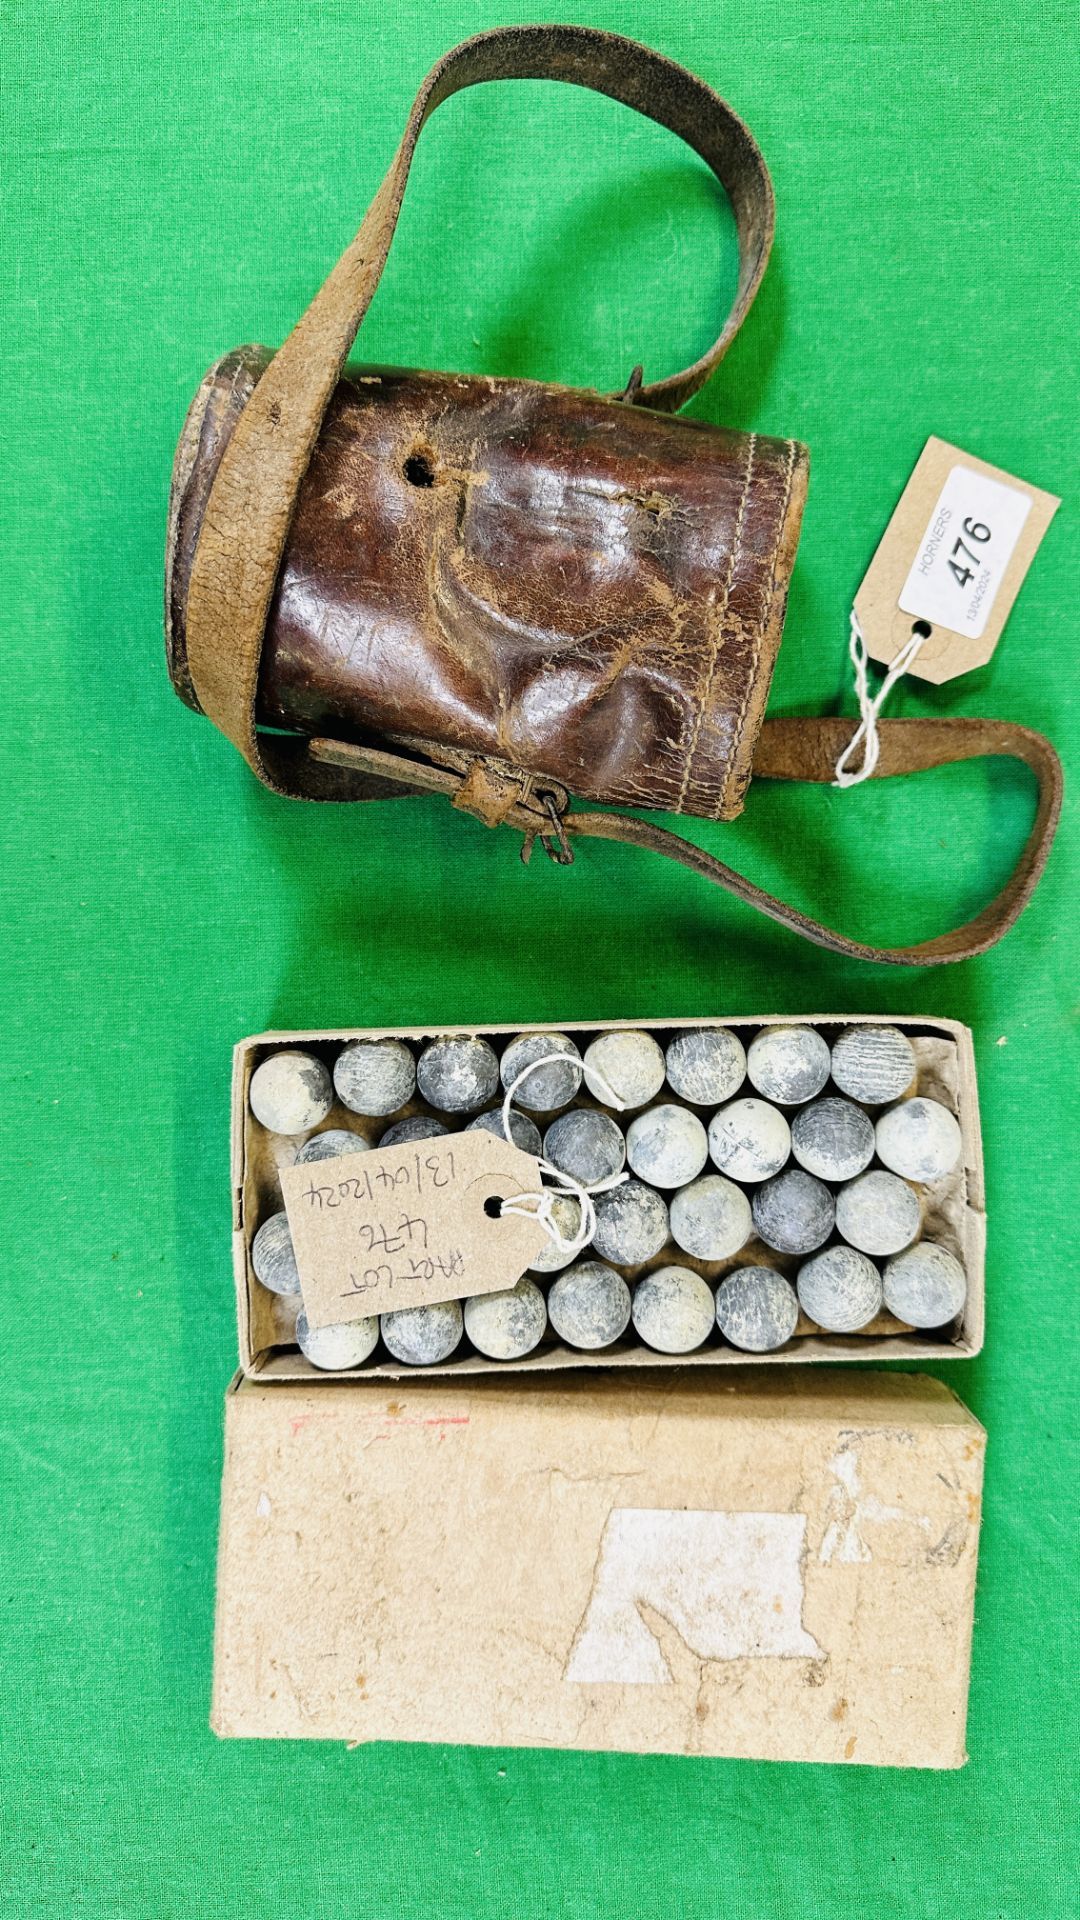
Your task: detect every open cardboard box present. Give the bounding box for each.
[231,1016,985,1378]
[214,1016,987,1764]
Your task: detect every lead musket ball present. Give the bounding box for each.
[527,1193,584,1275]
[625,1104,708,1188]
[334,1038,415,1117]
[715,1266,799,1352]
[381,1299,464,1366]
[831,1024,917,1105]
[875,1097,963,1183]
[296,1308,379,1370]
[543,1109,626,1186]
[790,1097,875,1183]
[796,1245,883,1333]
[499,1032,582,1111]
[883,1243,967,1328]
[632,1266,716,1354]
[664,1028,746,1105]
[295,1128,371,1164]
[670,1175,753,1261]
[464,1277,548,1360]
[591,1180,670,1266]
[583,1030,666,1109]
[466,1107,544,1157]
[708,1098,791,1182]
[752,1169,835,1255]
[250,1050,333,1135]
[251,1211,301,1296]
[378,1114,450,1148]
[835,1169,921,1256]
[746,1026,831,1106]
[416,1036,500,1113]
[548,1261,632,1351]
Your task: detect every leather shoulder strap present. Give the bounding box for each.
[310,716,1063,967]
[182,25,774,795]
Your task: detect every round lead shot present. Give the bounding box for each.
[830,1024,917,1105]
[631,1266,715,1354]
[296,1309,379,1371]
[708,1097,791,1183]
[334,1037,416,1117]
[625,1104,708,1188]
[796,1245,883,1333]
[715,1267,799,1352]
[417,1036,500,1113]
[251,1211,301,1297]
[464,1278,547,1360]
[499,1032,582,1111]
[746,1026,831,1106]
[250,1050,333,1135]
[548,1261,632,1351]
[664,1027,746,1106]
[544,1109,626,1185]
[835,1170,922,1257]
[582,1030,666,1109]
[381,1300,464,1366]
[590,1180,669,1266]
[790,1097,875,1183]
[752,1169,835,1255]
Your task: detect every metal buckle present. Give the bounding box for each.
[520,791,574,867]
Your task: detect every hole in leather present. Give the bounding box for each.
[403,449,436,488]
[911,619,932,639]
[483,1196,505,1219]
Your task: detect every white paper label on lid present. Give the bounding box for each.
[898,464,1032,641]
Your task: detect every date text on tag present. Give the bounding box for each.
[854,437,1059,683]
[280,1132,548,1330]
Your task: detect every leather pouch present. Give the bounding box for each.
[166,24,1061,964]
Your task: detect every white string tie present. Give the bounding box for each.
[491,1049,629,1259]
[833,610,927,788]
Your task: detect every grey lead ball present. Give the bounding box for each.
[296,1308,379,1370]
[464,1277,547,1360]
[251,1211,301,1297]
[830,1024,916,1105]
[715,1266,799,1352]
[499,1032,582,1111]
[790,1097,875,1183]
[746,1026,831,1106]
[835,1170,921,1257]
[664,1027,746,1106]
[543,1109,626,1186]
[334,1038,415,1117]
[249,1049,333,1136]
[708,1098,791,1183]
[752,1169,835,1255]
[416,1035,500,1113]
[591,1180,670,1267]
[527,1193,584,1274]
[295,1128,371,1164]
[625,1104,708,1189]
[377,1114,450,1148]
[548,1261,632,1351]
[582,1030,666,1109]
[466,1107,543,1157]
[669,1175,753,1261]
[883,1242,967,1328]
[632,1266,715,1354]
[381,1299,464,1366]
[797,1245,883,1333]
[875,1097,963,1183]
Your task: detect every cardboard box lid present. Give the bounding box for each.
[213,1367,985,1767]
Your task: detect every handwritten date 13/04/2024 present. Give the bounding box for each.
[298,1153,468,1300]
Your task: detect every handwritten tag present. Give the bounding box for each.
[854,437,1059,683]
[280,1131,548,1330]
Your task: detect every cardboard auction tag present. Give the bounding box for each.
[280,1131,548,1330]
[854,437,1059,684]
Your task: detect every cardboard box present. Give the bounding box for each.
[232,1017,984,1378]
[212,1366,985,1766]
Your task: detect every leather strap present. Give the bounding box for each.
[182,25,774,800]
[310,716,1063,967]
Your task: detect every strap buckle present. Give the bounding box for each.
[521,790,574,867]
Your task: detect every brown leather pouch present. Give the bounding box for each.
[166,24,1061,965]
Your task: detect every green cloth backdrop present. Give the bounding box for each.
[2,1,1077,1913]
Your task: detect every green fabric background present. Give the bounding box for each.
[2,0,1077,1912]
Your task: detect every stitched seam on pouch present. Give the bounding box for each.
[676,431,757,816]
[716,434,796,819]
